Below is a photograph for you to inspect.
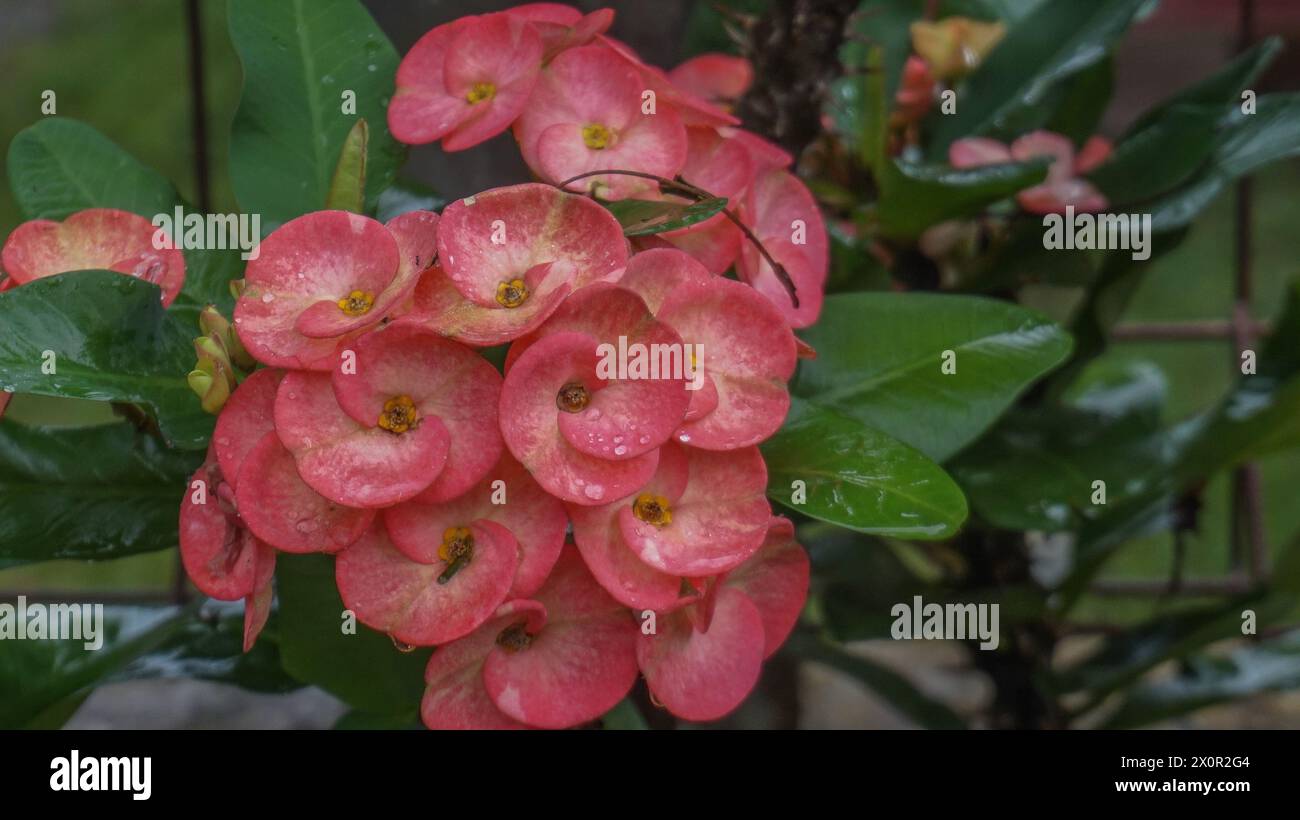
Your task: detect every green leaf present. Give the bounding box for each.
[828,0,924,148]
[782,631,966,729]
[764,399,967,539]
[950,361,1174,532]
[1042,57,1114,145]
[1150,93,1300,232]
[931,0,1146,150]
[600,698,649,729]
[1053,593,1287,700]
[228,0,405,228]
[0,271,212,449]
[876,158,1049,239]
[604,197,728,237]
[325,119,368,213]
[6,117,178,221]
[1100,632,1300,729]
[275,553,430,715]
[0,605,189,728]
[1088,105,1223,205]
[1174,279,1300,478]
[1127,37,1282,134]
[793,292,1073,462]
[0,420,199,563]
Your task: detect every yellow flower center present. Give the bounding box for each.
[338,289,375,316]
[495,278,530,308]
[556,381,590,413]
[582,123,613,150]
[377,395,418,434]
[467,82,496,104]
[437,526,474,584]
[632,493,672,527]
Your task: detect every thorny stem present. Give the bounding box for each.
[553,169,800,308]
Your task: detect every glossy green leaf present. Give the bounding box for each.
[1127,37,1282,134]
[793,292,1073,462]
[1150,94,1300,232]
[325,118,368,213]
[6,117,178,221]
[931,0,1146,150]
[0,420,199,563]
[604,196,728,237]
[950,361,1175,532]
[876,158,1048,238]
[782,631,966,729]
[1175,279,1300,479]
[0,271,211,449]
[275,553,430,715]
[1088,105,1223,205]
[764,399,967,539]
[228,0,405,228]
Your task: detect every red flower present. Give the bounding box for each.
[419,546,639,729]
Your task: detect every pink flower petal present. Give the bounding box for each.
[1010,130,1076,184]
[736,169,827,328]
[420,605,536,730]
[615,247,713,315]
[336,520,518,646]
[330,323,503,502]
[659,276,796,449]
[385,453,566,599]
[212,367,283,493]
[481,546,639,728]
[1075,135,1113,175]
[669,54,753,106]
[403,263,573,346]
[499,330,660,505]
[179,461,275,601]
[723,517,810,658]
[568,498,691,611]
[516,44,688,197]
[617,442,770,576]
[1,208,185,305]
[274,370,449,508]
[234,211,405,370]
[437,183,626,304]
[637,586,765,721]
[234,431,375,554]
[948,136,1013,168]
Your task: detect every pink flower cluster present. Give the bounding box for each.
[387,2,826,328]
[184,188,814,724]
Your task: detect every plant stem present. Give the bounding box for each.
[554,169,799,308]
